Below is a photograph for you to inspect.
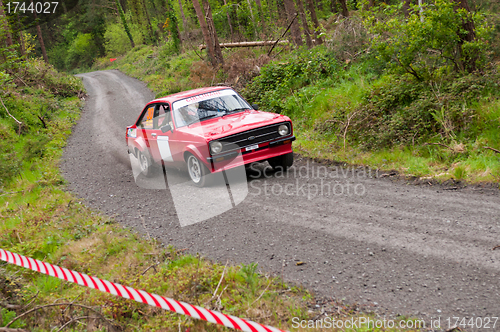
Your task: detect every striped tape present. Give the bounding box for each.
[0,249,287,332]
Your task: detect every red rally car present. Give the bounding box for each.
[126,86,295,186]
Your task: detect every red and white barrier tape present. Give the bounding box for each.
[0,249,287,332]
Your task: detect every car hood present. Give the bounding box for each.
[178,110,288,139]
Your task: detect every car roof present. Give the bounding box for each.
[148,86,233,104]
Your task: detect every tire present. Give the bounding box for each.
[138,150,154,177]
[186,154,210,187]
[268,152,294,171]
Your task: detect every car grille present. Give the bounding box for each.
[219,122,291,152]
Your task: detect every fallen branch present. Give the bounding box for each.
[0,190,26,197]
[213,262,228,298]
[139,214,151,240]
[5,303,117,329]
[12,73,28,87]
[484,146,500,154]
[250,277,272,306]
[141,261,161,275]
[37,115,47,128]
[0,95,22,134]
[343,111,360,151]
[0,302,22,310]
[199,40,289,50]
[268,13,298,57]
[0,328,30,332]
[56,315,98,332]
[492,245,500,251]
[423,142,454,151]
[22,291,40,309]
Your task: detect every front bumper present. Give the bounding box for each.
[206,135,295,173]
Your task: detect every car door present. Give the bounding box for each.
[154,103,174,163]
[136,104,159,162]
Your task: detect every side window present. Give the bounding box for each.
[137,105,156,129]
[154,104,172,130]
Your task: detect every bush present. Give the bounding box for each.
[0,123,21,185]
[351,70,500,149]
[244,47,340,113]
[364,0,493,80]
[104,22,143,57]
[65,33,100,69]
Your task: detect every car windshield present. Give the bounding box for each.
[172,89,251,128]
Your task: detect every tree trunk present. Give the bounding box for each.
[178,0,189,32]
[222,0,234,41]
[31,0,48,63]
[454,0,476,72]
[283,0,302,46]
[276,0,287,26]
[141,0,157,44]
[338,0,348,17]
[115,0,135,48]
[254,0,266,34]
[202,0,224,65]
[166,0,181,52]
[306,0,322,44]
[17,19,26,56]
[402,0,411,17]
[246,0,258,37]
[316,0,323,12]
[330,0,338,14]
[295,0,312,48]
[455,0,475,42]
[192,0,218,66]
[0,0,13,48]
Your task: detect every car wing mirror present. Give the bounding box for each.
[252,104,259,110]
[161,124,172,133]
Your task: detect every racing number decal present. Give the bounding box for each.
[146,107,154,121]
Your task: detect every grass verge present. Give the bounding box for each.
[0,60,426,331]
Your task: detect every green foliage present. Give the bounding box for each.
[244,47,340,113]
[164,0,181,54]
[66,33,100,69]
[238,262,259,295]
[364,0,493,80]
[0,122,21,185]
[0,308,26,328]
[0,59,83,185]
[352,71,500,148]
[104,22,144,56]
[116,0,135,49]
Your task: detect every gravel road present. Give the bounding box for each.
[62,70,500,325]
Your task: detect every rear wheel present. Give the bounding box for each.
[187,154,210,187]
[268,152,293,171]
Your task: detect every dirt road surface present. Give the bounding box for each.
[62,70,500,325]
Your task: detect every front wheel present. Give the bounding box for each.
[187,154,210,187]
[268,152,293,171]
[138,150,154,177]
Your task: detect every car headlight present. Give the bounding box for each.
[127,128,136,138]
[210,141,223,154]
[278,124,289,136]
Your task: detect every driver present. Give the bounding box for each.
[176,102,199,127]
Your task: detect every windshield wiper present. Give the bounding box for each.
[227,108,249,113]
[186,113,222,126]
